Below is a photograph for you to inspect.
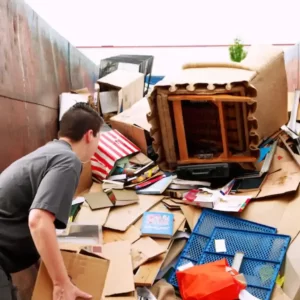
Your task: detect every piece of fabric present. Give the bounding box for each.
[0,265,18,300]
[0,140,82,273]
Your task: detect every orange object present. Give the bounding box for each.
[176,259,246,300]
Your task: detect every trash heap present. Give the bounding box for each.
[33,47,300,300]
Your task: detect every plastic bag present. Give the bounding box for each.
[176,258,246,300]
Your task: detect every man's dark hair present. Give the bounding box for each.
[59,103,103,142]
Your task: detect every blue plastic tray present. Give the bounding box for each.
[199,227,290,300]
[168,209,277,288]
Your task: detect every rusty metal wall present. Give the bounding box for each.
[0,0,98,171]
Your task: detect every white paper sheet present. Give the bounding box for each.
[215,239,227,253]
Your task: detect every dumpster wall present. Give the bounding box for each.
[0,0,98,172]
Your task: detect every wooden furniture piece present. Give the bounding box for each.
[147,65,260,170]
[168,94,256,165]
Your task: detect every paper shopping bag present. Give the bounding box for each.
[91,130,140,181]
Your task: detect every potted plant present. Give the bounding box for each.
[229,38,247,62]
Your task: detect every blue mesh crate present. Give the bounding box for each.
[168,209,277,289]
[199,227,290,300]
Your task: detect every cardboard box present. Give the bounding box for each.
[59,88,93,121]
[74,161,93,197]
[98,70,144,114]
[110,97,151,154]
[32,250,109,300]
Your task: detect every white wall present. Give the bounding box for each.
[78,45,292,76]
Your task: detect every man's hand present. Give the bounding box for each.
[53,281,92,300]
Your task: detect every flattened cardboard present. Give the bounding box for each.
[32,250,109,300]
[134,239,171,287]
[256,161,300,199]
[180,205,202,230]
[272,285,292,300]
[85,191,114,210]
[162,199,182,210]
[134,204,186,286]
[240,189,300,240]
[110,98,150,154]
[104,195,163,231]
[283,233,300,300]
[131,237,166,270]
[75,201,110,226]
[111,189,139,202]
[103,225,141,244]
[102,241,135,296]
[75,183,110,226]
[74,162,93,197]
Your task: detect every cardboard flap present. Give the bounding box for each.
[131,237,166,270]
[32,251,109,300]
[104,195,163,231]
[257,161,300,199]
[110,97,151,132]
[102,241,135,296]
[98,70,144,89]
[242,45,285,73]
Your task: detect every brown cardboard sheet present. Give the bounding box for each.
[85,191,114,210]
[102,241,135,297]
[131,237,166,270]
[256,161,300,199]
[134,203,185,286]
[104,195,163,231]
[75,201,110,226]
[110,98,151,154]
[103,225,141,244]
[240,189,300,241]
[32,250,109,300]
[134,239,171,287]
[180,205,202,230]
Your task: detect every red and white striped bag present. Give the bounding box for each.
[91,130,140,181]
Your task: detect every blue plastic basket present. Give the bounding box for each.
[168,209,277,288]
[199,227,290,300]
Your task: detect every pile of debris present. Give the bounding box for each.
[32,47,300,300]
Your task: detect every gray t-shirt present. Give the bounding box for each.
[0,140,82,273]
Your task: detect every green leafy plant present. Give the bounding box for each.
[229,38,247,62]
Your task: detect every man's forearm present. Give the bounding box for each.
[29,209,69,286]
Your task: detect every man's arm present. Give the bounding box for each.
[29,166,91,299]
[28,209,69,285]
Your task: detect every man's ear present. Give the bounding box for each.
[84,130,93,143]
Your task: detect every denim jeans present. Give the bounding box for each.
[0,265,17,300]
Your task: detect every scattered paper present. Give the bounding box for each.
[239,289,261,300]
[215,239,227,253]
[177,262,194,272]
[72,197,85,206]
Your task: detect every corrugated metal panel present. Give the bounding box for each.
[0,0,98,171]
